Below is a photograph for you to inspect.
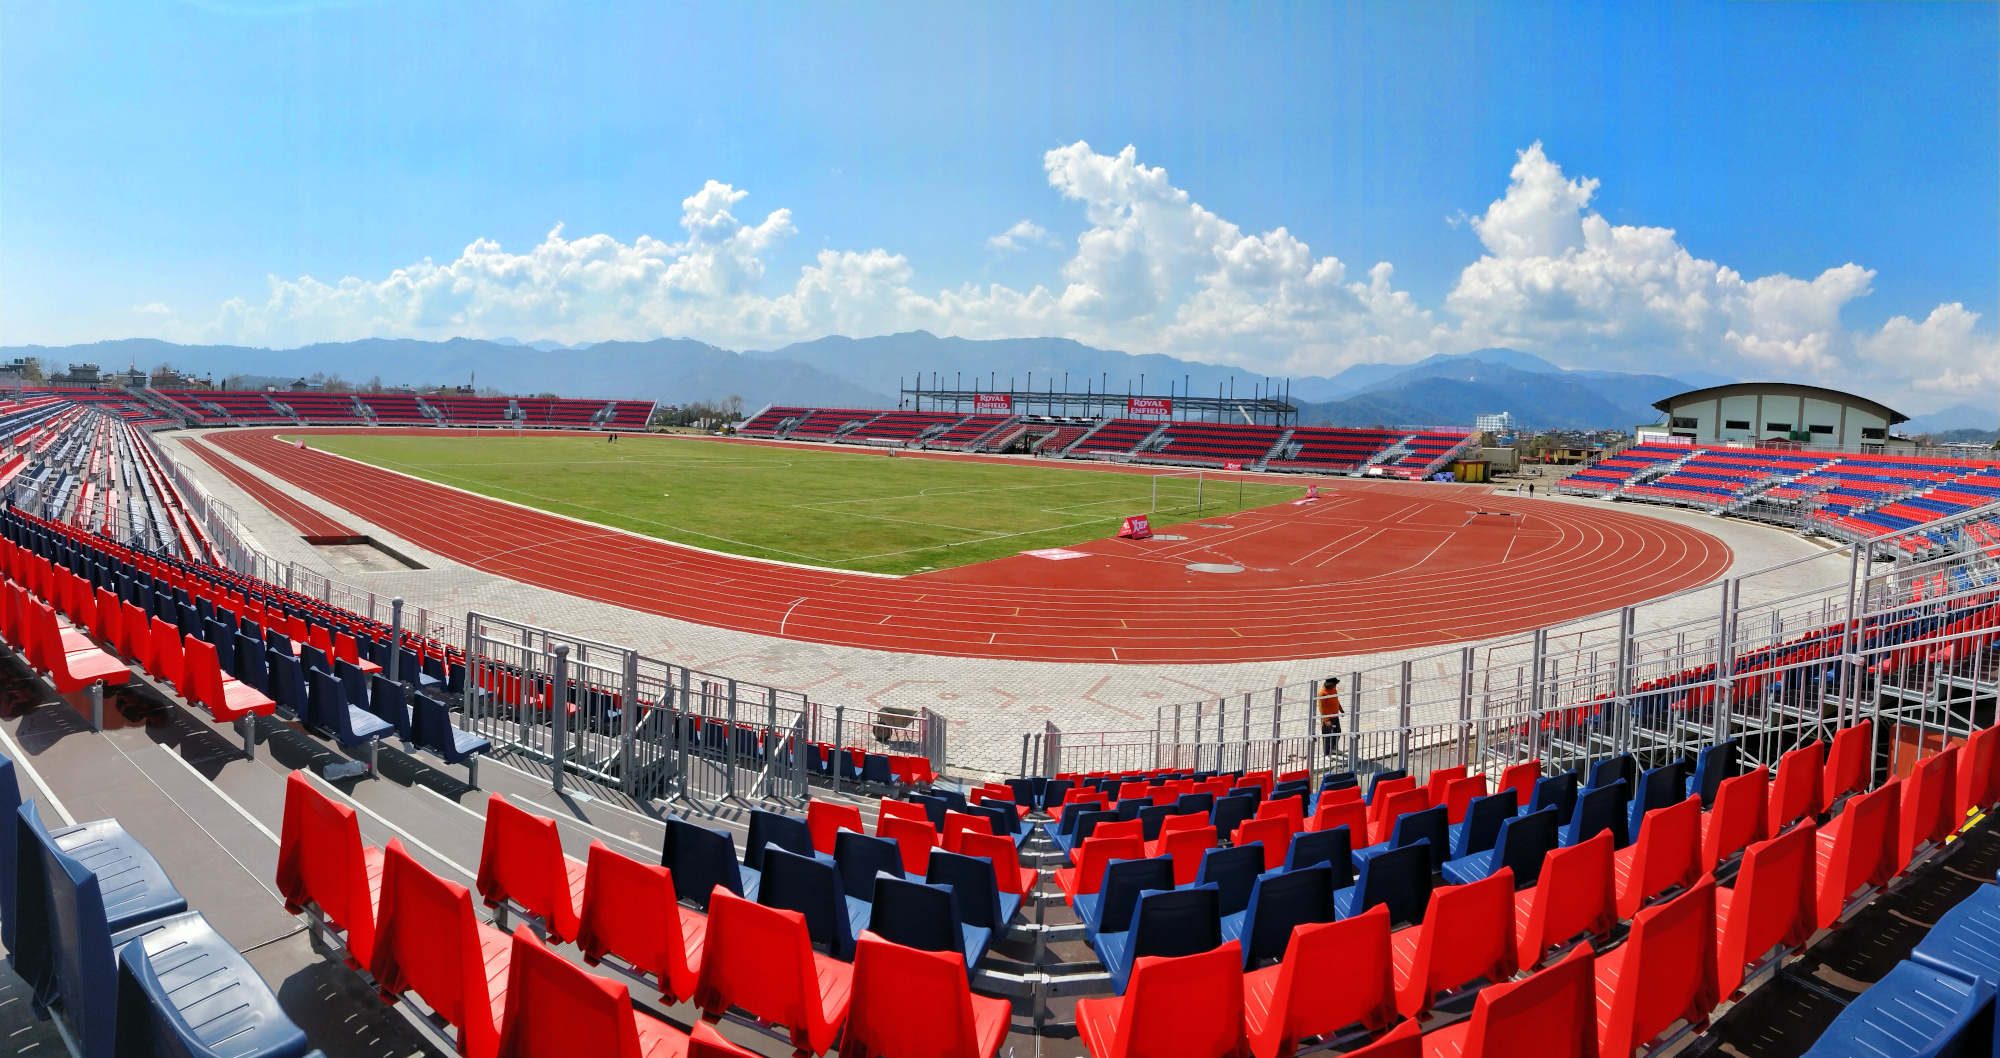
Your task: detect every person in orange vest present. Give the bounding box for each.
[1317,676,1342,756]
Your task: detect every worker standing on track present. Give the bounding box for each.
[1318,676,1342,756]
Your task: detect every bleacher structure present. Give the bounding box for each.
[130,387,656,433]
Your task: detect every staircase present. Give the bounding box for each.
[774,410,816,440]
[966,415,1023,452]
[352,395,377,425]
[1058,417,1115,457]
[1254,428,1296,472]
[1610,448,1701,498]
[1356,434,1416,476]
[121,386,195,428]
[415,397,446,425]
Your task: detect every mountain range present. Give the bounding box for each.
[0,331,1793,431]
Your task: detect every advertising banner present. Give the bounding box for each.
[1127,397,1173,417]
[973,394,1012,414]
[1118,515,1152,539]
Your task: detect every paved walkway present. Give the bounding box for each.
[160,431,1828,776]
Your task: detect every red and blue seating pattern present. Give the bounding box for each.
[1139,423,1285,467]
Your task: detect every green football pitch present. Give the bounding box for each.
[299,433,1305,575]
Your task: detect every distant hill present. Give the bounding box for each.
[1901,402,1996,436]
[1297,360,1660,430]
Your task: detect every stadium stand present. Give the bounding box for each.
[1265,427,1407,473]
[925,413,1012,450]
[1071,418,1163,459]
[738,405,807,437]
[356,392,436,424]
[275,391,369,424]
[1138,422,1285,468]
[1376,430,1481,479]
[430,395,518,425]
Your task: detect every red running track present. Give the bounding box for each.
[204,428,1733,664]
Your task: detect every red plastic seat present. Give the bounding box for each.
[275,771,384,968]
[1368,777,1417,820]
[1497,762,1541,809]
[877,798,930,835]
[1244,906,1397,1058]
[942,810,992,853]
[575,839,704,1003]
[1715,822,1816,998]
[1814,778,1899,929]
[90,587,121,648]
[1822,721,1873,809]
[1340,1020,1421,1057]
[1897,746,1958,870]
[1955,725,1998,830]
[878,814,937,875]
[843,931,1011,1058]
[1610,795,1701,918]
[1419,946,1597,1058]
[28,598,130,693]
[1117,781,1152,802]
[692,889,853,1057]
[1441,775,1489,825]
[119,600,152,670]
[148,614,185,689]
[1391,869,1518,1018]
[181,635,276,722]
[807,800,865,854]
[958,830,1038,896]
[1425,766,1468,806]
[495,924,697,1058]
[1152,826,1218,885]
[1700,767,1768,872]
[1370,789,1431,846]
[1514,830,1616,970]
[1766,742,1823,832]
[369,839,513,1058]
[1593,880,1718,1058]
[334,631,383,675]
[1055,836,1146,903]
[1309,799,1367,839]
[1255,796,1304,833]
[1088,818,1145,847]
[1077,942,1247,1058]
[1235,816,1293,871]
[476,795,587,944]
[1151,812,1208,846]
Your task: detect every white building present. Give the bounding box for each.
[1474,411,1516,435]
[1644,383,1911,451]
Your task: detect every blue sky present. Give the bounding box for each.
[2,1,1993,406]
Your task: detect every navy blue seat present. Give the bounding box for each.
[298,643,332,677]
[114,910,317,1058]
[1586,754,1635,800]
[1114,797,1149,823]
[834,830,904,910]
[1365,769,1409,804]
[201,619,235,675]
[1279,827,1353,888]
[333,659,371,715]
[1173,792,1214,818]
[661,816,752,910]
[1911,883,2000,988]
[744,809,817,870]
[1333,839,1431,927]
[861,754,894,786]
[757,848,855,960]
[1351,805,1448,870]
[308,670,393,774]
[1520,769,1580,821]
[411,691,490,785]
[1224,865,1336,970]
[0,754,21,959]
[367,673,412,743]
[1687,740,1739,808]
[233,632,268,693]
[1562,779,1630,848]
[1319,771,1358,797]
[1055,809,1119,856]
[1051,801,1092,843]
[1137,804,1174,841]
[1800,959,1994,1058]
[1075,856,1175,941]
[927,849,1018,933]
[1627,764,1686,837]
[1094,884,1224,994]
[266,651,309,721]
[1041,779,1073,809]
[1450,790,1520,860]
[966,802,1032,847]
[908,793,950,832]
[1212,794,1257,844]
[868,875,991,974]
[397,646,444,691]
[174,601,200,640]
[1004,777,1038,808]
[263,627,291,658]
[1191,843,1264,918]
[1442,806,1560,888]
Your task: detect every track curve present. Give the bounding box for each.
[204,428,1734,664]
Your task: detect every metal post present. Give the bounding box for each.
[1713,581,1735,748]
[88,680,103,733]
[387,598,403,683]
[833,705,846,795]
[1347,669,1362,773]
[725,679,740,798]
[1615,605,1635,755]
[1397,661,1413,771]
[764,687,778,798]
[1458,647,1474,769]
[621,651,639,796]
[550,645,569,795]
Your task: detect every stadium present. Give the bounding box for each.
[0,363,1991,1058]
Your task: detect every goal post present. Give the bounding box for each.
[1149,467,1206,515]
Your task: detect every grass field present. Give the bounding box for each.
[299,433,1305,575]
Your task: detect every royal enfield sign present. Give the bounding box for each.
[973,394,1012,414]
[1127,397,1172,417]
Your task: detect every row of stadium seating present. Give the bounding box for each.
[129,388,654,430]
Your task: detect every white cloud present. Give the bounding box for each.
[153,140,1989,408]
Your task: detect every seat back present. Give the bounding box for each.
[1900,747,1959,870]
[1093,856,1176,939]
[1442,774,1488,825]
[1068,835,1145,899]
[1517,829,1616,969]
[661,817,743,910]
[575,840,691,1001]
[743,809,813,869]
[1310,798,1367,842]
[1957,725,1999,827]
[1355,839,1432,927]
[1769,742,1824,831]
[1127,884,1223,964]
[179,636,230,716]
[844,931,987,1058]
[1255,906,1396,1056]
[1454,946,1598,1058]
[275,771,379,967]
[692,890,836,1055]
[267,650,309,719]
[1365,773,1414,813]
[1824,723,1871,808]
[958,830,1031,895]
[878,815,936,875]
[758,848,854,960]
[1600,881,1718,1058]
[1370,788,1431,845]
[834,830,906,901]
[1388,804,1449,854]
[1817,778,1900,930]
[1497,761,1541,808]
[1401,868,1518,1017]
[1211,795,1257,843]
[496,925,648,1058]
[926,849,1007,932]
[1703,766,1770,871]
[1492,806,1560,888]
[1528,770,1581,822]
[1618,795,1702,917]
[1194,843,1264,918]
[147,615,184,687]
[1070,809,1119,846]
[368,674,412,741]
[233,631,268,693]
[476,795,580,942]
[1717,821,1817,997]
[1563,779,1628,848]
[806,800,865,854]
[868,875,965,957]
[1587,754,1634,793]
[1238,865,1335,968]
[369,840,505,1058]
[1283,826,1353,884]
[411,692,464,762]
[1159,826,1219,886]
[1455,790,1521,860]
[36,814,125,1058]
[1103,943,1247,1058]
[1233,817,1290,870]
[1628,764,1686,836]
[1174,792,1215,817]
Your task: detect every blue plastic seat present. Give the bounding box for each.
[232,632,268,693]
[367,673,412,743]
[410,691,490,783]
[1223,865,1336,969]
[1351,804,1448,870]
[114,910,316,1058]
[332,659,369,716]
[1365,769,1409,804]
[201,619,235,674]
[1520,769,1580,821]
[909,793,950,832]
[265,650,309,721]
[1137,804,1174,841]
[1441,806,1560,888]
[298,643,331,677]
[834,830,904,934]
[1318,771,1359,798]
[1800,959,1995,1058]
[868,875,991,974]
[1173,792,1214,818]
[1191,843,1265,917]
[1212,793,1257,842]
[1004,777,1038,808]
[661,816,751,910]
[1686,740,1738,808]
[1280,827,1353,887]
[926,849,1019,933]
[1332,838,1431,927]
[1586,754,1635,799]
[744,809,817,871]
[308,669,393,770]
[1450,789,1520,860]
[1627,764,1685,837]
[1561,779,1629,848]
[1040,779,1073,809]
[1075,856,1175,941]
[1911,883,2000,988]
[1093,884,1224,994]
[861,754,894,786]
[397,645,444,691]
[1055,809,1119,857]
[1114,797,1149,822]
[757,847,855,960]
[0,754,21,959]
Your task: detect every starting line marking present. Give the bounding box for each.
[1022,548,1091,561]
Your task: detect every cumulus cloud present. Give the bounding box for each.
[155,140,1989,406]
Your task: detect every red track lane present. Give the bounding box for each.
[182,436,365,543]
[206,428,1734,663]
